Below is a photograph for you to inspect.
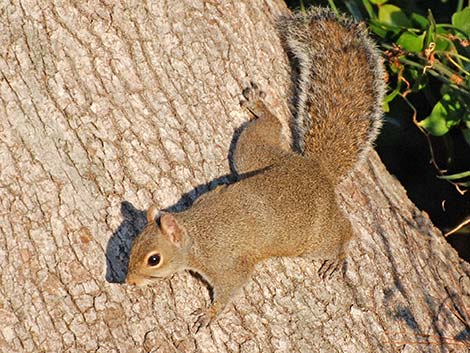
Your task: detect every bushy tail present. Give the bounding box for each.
[278,7,386,182]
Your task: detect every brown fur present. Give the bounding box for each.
[126,7,384,332]
[279,8,385,182]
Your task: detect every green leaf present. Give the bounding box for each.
[361,0,377,19]
[462,116,470,146]
[452,7,470,36]
[410,13,429,29]
[370,0,388,4]
[383,101,390,112]
[369,19,401,38]
[397,31,425,53]
[465,113,470,124]
[419,94,462,136]
[424,10,437,48]
[463,128,470,146]
[408,69,427,91]
[435,36,451,51]
[344,0,364,21]
[419,107,450,136]
[438,170,470,180]
[378,4,412,27]
[384,85,401,103]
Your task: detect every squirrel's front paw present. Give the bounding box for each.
[191,306,216,334]
[240,82,267,117]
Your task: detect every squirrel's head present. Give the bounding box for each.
[126,205,188,287]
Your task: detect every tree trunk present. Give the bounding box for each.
[1,1,469,352]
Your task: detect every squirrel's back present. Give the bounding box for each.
[279,7,385,182]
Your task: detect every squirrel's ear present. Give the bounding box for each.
[159,213,183,247]
[146,205,159,224]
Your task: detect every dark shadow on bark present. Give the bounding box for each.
[164,174,235,213]
[228,121,249,177]
[105,201,147,283]
[105,124,250,284]
[394,306,419,331]
[104,176,231,284]
[455,328,470,342]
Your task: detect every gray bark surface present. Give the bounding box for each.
[1,1,469,352]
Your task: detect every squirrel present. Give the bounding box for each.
[126,7,385,333]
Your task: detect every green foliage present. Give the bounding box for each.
[298,0,470,193]
[452,6,470,35]
[419,92,469,136]
[378,4,412,27]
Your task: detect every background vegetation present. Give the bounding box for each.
[287,0,470,260]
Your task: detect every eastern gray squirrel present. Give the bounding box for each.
[126,6,385,333]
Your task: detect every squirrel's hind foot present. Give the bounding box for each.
[318,258,344,280]
[240,82,268,118]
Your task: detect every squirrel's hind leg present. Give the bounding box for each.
[317,214,352,280]
[234,82,287,174]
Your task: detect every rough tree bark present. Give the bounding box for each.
[1,1,469,352]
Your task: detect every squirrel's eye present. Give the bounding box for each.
[147,254,161,267]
